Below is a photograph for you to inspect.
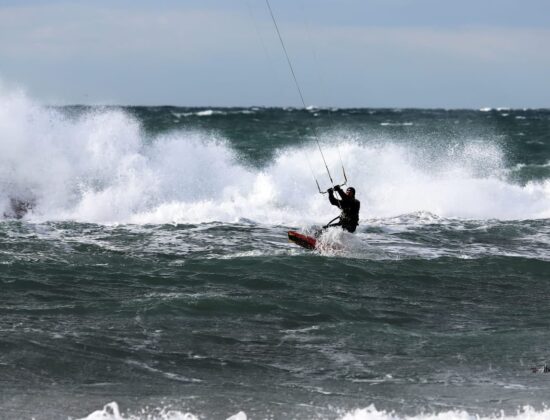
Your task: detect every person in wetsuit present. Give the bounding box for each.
[326,185,360,232]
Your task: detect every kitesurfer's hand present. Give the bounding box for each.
[334,185,342,191]
[327,187,333,194]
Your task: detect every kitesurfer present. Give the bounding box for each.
[325,185,360,233]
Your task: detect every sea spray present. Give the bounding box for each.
[2,91,549,224]
[1,86,549,224]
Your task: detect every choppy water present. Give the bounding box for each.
[1,91,549,419]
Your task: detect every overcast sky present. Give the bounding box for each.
[1,0,549,107]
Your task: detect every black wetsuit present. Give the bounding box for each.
[328,188,360,233]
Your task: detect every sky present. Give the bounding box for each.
[0,0,549,108]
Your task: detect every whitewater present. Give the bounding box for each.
[1,90,549,225]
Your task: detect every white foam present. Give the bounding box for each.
[313,227,388,259]
[1,89,549,224]
[78,402,199,420]
[380,122,414,126]
[77,402,550,420]
[196,109,225,117]
[339,405,550,420]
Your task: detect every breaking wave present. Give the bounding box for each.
[1,90,549,224]
[78,402,550,420]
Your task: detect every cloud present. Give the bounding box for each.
[0,3,254,59]
[283,21,550,65]
[0,2,548,106]
[4,3,547,62]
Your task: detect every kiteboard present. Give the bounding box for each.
[288,230,317,250]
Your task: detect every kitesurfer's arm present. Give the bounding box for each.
[328,188,341,207]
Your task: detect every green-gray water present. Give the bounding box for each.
[1,98,549,419]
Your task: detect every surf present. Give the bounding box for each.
[1,90,549,225]
[77,401,550,420]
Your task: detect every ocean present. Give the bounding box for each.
[1,92,549,419]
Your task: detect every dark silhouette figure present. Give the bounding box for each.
[326,185,360,233]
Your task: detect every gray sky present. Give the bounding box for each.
[1,0,549,107]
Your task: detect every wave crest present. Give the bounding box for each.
[78,402,550,420]
[1,91,549,224]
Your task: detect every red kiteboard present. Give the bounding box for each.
[288,230,317,250]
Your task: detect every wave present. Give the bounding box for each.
[1,90,549,224]
[380,122,414,126]
[340,405,550,420]
[171,109,257,119]
[78,402,550,420]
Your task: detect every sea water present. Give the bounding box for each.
[1,90,549,419]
